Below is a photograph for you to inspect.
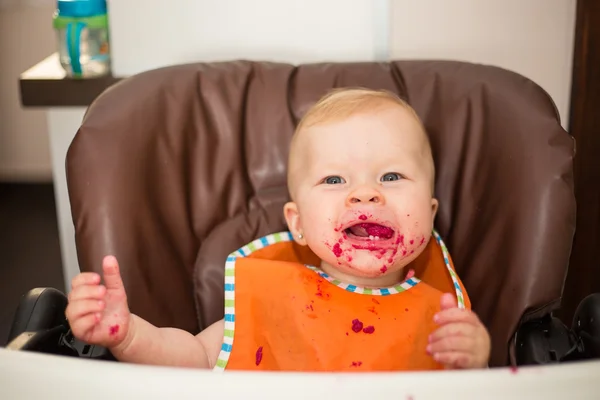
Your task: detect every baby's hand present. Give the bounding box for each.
[427,293,491,369]
[65,255,133,350]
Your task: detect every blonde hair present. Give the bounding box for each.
[287,87,435,197]
[295,87,425,134]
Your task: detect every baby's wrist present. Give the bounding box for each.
[109,314,137,358]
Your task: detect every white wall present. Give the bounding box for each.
[390,0,576,128]
[107,0,386,76]
[0,3,56,181]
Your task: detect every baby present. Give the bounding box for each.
[65,88,491,371]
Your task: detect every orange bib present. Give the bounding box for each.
[213,231,470,372]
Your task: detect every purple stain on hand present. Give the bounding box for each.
[351,319,364,333]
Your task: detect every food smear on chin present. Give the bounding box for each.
[109,324,120,336]
[332,243,343,257]
[351,242,393,251]
[331,222,427,266]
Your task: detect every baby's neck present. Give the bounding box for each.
[319,262,409,288]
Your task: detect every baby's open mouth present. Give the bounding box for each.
[344,223,395,240]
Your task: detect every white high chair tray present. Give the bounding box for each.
[0,347,599,399]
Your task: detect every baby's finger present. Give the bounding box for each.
[71,272,101,289]
[102,256,125,291]
[434,308,479,326]
[68,284,106,302]
[429,322,475,343]
[69,313,101,341]
[432,351,473,369]
[439,293,457,310]
[66,299,105,321]
[427,335,474,355]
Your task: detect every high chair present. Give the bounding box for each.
[6,60,600,367]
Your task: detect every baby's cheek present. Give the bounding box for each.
[390,221,431,263]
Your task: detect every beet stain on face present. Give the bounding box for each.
[363,326,375,334]
[380,265,387,273]
[351,243,392,252]
[410,239,414,245]
[359,214,368,221]
[332,243,343,257]
[109,324,120,336]
[351,319,364,333]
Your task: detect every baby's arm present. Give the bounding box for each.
[65,255,224,368]
[112,317,224,368]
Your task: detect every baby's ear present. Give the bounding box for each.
[283,202,307,245]
[431,198,439,220]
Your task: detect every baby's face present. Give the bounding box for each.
[285,106,437,279]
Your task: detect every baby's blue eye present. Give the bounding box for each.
[381,173,402,182]
[323,176,346,185]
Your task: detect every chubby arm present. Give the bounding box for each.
[65,255,225,369]
[112,317,225,368]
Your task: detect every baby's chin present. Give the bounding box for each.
[323,251,407,278]
[348,253,394,274]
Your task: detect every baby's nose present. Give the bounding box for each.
[347,187,384,205]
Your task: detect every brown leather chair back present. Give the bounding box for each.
[66,61,575,366]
